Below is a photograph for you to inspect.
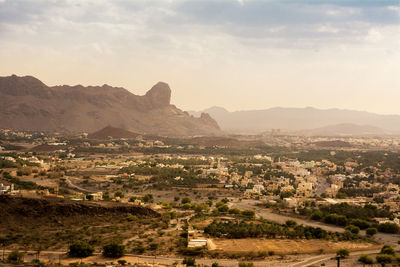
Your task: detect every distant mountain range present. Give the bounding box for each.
[0,75,220,136]
[189,106,400,135]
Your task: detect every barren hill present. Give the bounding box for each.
[0,75,221,136]
[88,126,140,140]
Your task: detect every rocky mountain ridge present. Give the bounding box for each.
[0,75,221,136]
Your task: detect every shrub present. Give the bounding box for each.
[118,260,127,265]
[181,197,191,204]
[366,227,378,236]
[148,243,159,251]
[68,241,94,258]
[133,245,146,254]
[238,263,254,267]
[350,219,371,230]
[241,210,255,219]
[285,220,297,227]
[7,251,24,264]
[182,257,195,266]
[103,243,125,258]
[378,222,399,234]
[211,263,219,267]
[381,245,396,256]
[345,225,360,234]
[142,194,154,203]
[310,210,323,220]
[258,250,268,258]
[358,254,374,264]
[324,214,347,227]
[376,254,393,265]
[336,248,350,258]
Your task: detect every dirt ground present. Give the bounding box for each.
[210,238,379,254]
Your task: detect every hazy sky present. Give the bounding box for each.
[0,0,399,114]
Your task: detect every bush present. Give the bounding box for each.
[345,225,360,234]
[7,251,24,264]
[310,210,323,220]
[142,194,154,203]
[103,243,125,258]
[258,250,268,258]
[381,245,396,256]
[217,205,229,213]
[350,219,371,230]
[211,263,219,267]
[376,254,393,265]
[241,210,255,219]
[68,241,94,258]
[182,257,195,266]
[285,220,297,227]
[133,245,146,254]
[324,214,347,227]
[358,254,374,264]
[118,260,127,265]
[336,248,350,258]
[148,243,159,251]
[378,222,399,234]
[366,227,378,236]
[114,191,124,198]
[181,197,191,204]
[238,263,254,267]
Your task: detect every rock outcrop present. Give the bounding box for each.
[0,75,221,136]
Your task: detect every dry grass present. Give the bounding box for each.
[210,238,379,254]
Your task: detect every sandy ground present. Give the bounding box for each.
[210,238,379,254]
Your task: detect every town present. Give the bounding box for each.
[1,127,400,266]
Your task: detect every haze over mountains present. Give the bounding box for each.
[189,106,400,135]
[0,75,220,136]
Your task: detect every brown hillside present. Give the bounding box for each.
[88,126,140,140]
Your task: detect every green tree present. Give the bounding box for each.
[68,241,94,258]
[103,243,125,258]
[336,248,350,258]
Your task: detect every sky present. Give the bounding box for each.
[0,0,399,114]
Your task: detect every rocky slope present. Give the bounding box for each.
[0,75,221,136]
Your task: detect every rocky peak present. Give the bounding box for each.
[200,112,221,130]
[145,82,171,108]
[0,75,49,96]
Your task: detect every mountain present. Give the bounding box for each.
[0,75,221,136]
[306,123,387,136]
[189,106,400,135]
